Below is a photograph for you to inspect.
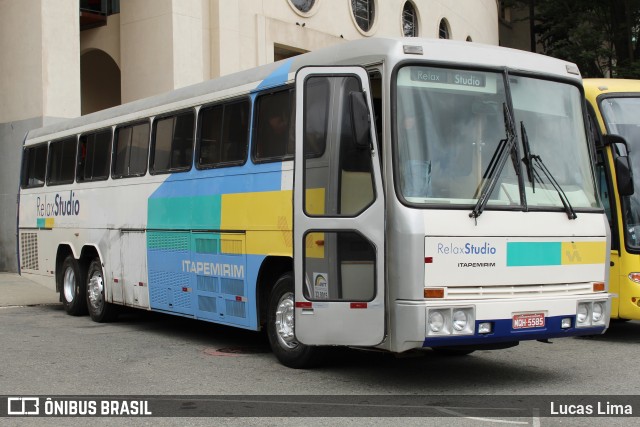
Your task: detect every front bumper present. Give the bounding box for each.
[394,293,612,351]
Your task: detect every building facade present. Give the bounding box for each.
[0,0,499,272]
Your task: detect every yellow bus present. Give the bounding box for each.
[585,79,640,320]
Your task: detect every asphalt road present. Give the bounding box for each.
[1,301,639,426]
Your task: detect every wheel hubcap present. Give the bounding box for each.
[63,267,76,302]
[275,291,298,349]
[87,271,104,312]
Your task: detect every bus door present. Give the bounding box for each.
[293,67,386,346]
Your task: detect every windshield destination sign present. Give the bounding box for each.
[410,68,487,88]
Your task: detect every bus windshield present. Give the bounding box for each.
[511,76,598,210]
[395,66,599,211]
[601,96,640,248]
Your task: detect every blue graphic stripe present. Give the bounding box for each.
[149,162,283,199]
[254,59,294,92]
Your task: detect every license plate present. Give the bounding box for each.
[512,312,545,329]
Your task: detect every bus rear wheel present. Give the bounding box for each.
[267,273,323,368]
[59,255,87,316]
[86,258,118,322]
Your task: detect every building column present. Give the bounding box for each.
[0,0,80,272]
[120,0,207,103]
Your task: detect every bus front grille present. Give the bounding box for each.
[444,282,594,300]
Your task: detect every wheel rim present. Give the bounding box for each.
[63,267,76,302]
[275,291,298,349]
[87,270,104,312]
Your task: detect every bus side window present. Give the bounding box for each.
[77,128,112,182]
[254,88,295,161]
[113,121,150,178]
[47,136,77,186]
[151,110,194,174]
[197,98,250,168]
[21,144,48,188]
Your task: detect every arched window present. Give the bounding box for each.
[290,0,316,14]
[402,1,418,37]
[352,0,375,32]
[439,18,451,39]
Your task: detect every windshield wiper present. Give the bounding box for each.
[470,103,518,221]
[520,122,577,220]
[521,122,535,191]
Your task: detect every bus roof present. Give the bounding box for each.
[25,37,582,144]
[583,78,640,103]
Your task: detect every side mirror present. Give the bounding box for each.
[615,155,635,196]
[603,134,628,148]
[603,134,634,196]
[349,91,372,149]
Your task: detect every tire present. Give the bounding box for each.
[86,258,118,322]
[267,273,324,369]
[59,255,87,316]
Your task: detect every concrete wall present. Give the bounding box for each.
[0,0,80,272]
[211,0,499,78]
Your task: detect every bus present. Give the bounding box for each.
[18,38,611,368]
[585,78,640,320]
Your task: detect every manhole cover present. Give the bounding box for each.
[204,347,270,357]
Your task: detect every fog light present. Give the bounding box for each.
[561,318,572,329]
[478,322,492,334]
[452,310,468,331]
[577,303,590,325]
[429,311,445,333]
[592,302,604,323]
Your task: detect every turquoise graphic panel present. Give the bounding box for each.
[506,242,561,267]
[148,195,221,230]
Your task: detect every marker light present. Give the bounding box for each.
[478,322,492,334]
[593,282,605,292]
[629,273,640,284]
[424,288,445,299]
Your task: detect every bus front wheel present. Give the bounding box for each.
[267,273,323,369]
[86,258,118,322]
[59,255,87,316]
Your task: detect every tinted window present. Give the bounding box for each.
[48,137,77,185]
[113,121,150,178]
[254,89,295,161]
[77,129,112,182]
[304,78,329,158]
[198,99,250,168]
[21,144,48,188]
[151,111,194,173]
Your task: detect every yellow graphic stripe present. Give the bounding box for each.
[561,241,607,265]
[220,189,328,258]
[221,190,292,256]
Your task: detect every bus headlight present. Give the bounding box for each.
[452,310,467,331]
[428,310,446,333]
[592,302,605,325]
[452,308,474,335]
[576,300,608,328]
[576,303,590,326]
[427,307,474,336]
